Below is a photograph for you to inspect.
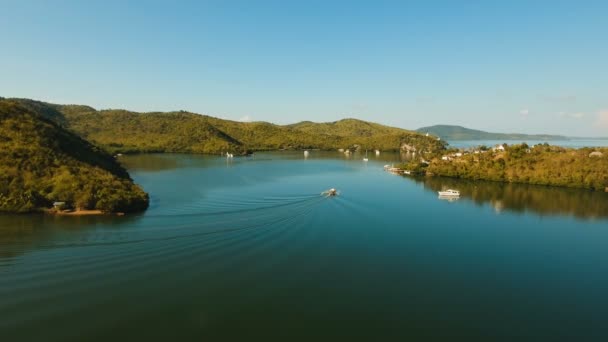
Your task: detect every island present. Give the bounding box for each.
[416,124,568,141]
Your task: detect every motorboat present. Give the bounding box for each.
[438,189,460,197]
[322,188,338,197]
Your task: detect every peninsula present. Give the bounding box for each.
[0,99,149,214]
[397,143,608,191]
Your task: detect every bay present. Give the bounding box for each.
[1,152,608,341]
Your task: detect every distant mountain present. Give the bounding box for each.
[416,125,568,141]
[0,99,149,213]
[9,98,445,154]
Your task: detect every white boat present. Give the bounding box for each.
[363,149,368,162]
[438,189,460,197]
[321,188,339,197]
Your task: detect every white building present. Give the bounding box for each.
[492,144,506,152]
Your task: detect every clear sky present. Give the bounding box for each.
[1,0,607,136]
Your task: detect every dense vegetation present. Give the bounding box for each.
[426,143,608,190]
[417,125,567,141]
[0,99,149,213]
[9,98,446,155]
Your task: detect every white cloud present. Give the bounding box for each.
[520,109,529,116]
[238,115,252,122]
[596,110,608,128]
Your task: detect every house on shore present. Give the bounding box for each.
[492,144,506,152]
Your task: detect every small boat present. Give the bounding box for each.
[363,150,368,162]
[438,189,460,197]
[384,164,402,174]
[322,188,338,197]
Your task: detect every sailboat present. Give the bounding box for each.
[363,149,369,162]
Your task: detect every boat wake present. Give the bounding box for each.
[33,193,328,250]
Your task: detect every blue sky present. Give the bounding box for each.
[1,0,607,136]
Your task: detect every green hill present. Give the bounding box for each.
[417,125,567,141]
[425,143,608,190]
[8,98,445,154]
[0,99,149,213]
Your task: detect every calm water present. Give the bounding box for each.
[2,152,608,341]
[449,138,608,149]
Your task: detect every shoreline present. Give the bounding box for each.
[44,209,125,216]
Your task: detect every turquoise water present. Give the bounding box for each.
[2,152,608,341]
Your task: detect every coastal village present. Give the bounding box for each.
[383,140,608,192]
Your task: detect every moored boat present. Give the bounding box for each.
[438,189,460,197]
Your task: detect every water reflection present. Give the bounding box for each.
[416,176,608,220]
[118,151,417,170]
[0,214,141,262]
[438,195,460,202]
[117,153,181,171]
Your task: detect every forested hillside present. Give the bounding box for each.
[0,99,149,213]
[8,98,445,154]
[426,143,608,190]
